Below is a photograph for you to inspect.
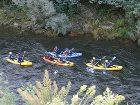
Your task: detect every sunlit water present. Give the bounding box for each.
[0,27,140,105]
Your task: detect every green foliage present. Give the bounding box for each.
[117,27,128,37]
[11,0,72,35]
[89,0,140,38]
[45,14,71,35]
[12,0,56,21]
[18,70,125,105]
[116,19,125,28]
[52,0,78,15]
[0,88,16,105]
[92,19,100,28]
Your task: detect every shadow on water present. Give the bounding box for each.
[0,27,140,104]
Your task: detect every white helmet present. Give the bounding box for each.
[105,60,108,62]
[9,52,12,54]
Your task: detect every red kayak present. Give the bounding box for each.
[43,56,74,67]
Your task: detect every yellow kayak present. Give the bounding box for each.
[86,63,123,71]
[6,57,33,66]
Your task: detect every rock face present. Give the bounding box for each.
[100,21,115,29]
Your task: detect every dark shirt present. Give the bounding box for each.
[17,55,22,62]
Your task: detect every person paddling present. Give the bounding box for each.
[53,46,60,56]
[53,46,58,52]
[69,48,74,55]
[17,53,23,63]
[90,57,96,65]
[8,52,15,60]
[103,57,116,68]
[103,60,110,68]
[63,48,69,56]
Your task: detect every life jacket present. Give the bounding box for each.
[91,59,96,65]
[18,55,22,62]
[53,47,58,52]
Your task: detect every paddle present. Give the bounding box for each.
[22,51,26,61]
[108,56,116,67]
[103,63,107,74]
[103,56,116,74]
[94,56,106,65]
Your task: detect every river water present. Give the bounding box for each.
[0,27,140,105]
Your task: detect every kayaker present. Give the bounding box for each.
[8,52,15,60]
[69,48,74,55]
[53,46,60,56]
[47,54,54,61]
[104,60,110,68]
[17,53,23,63]
[63,51,67,55]
[90,57,96,65]
[63,48,69,56]
[53,46,58,53]
[58,58,64,63]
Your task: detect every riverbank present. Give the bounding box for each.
[0,1,139,46]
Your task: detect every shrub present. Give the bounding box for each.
[0,88,16,105]
[12,0,56,22]
[88,0,140,39]
[18,70,125,105]
[52,0,79,14]
[116,19,125,28]
[117,27,128,37]
[45,14,71,35]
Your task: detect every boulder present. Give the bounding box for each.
[128,32,137,42]
[137,39,140,46]
[13,22,19,28]
[100,21,115,29]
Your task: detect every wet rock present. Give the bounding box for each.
[21,22,34,31]
[135,31,140,39]
[128,32,137,42]
[32,24,43,31]
[83,23,92,32]
[137,39,140,46]
[13,22,19,28]
[44,29,57,37]
[34,29,46,34]
[100,21,115,29]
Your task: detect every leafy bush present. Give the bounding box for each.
[116,19,125,28]
[52,0,79,14]
[12,0,55,22]
[117,27,128,37]
[89,0,140,37]
[0,88,16,105]
[18,70,125,105]
[45,14,71,35]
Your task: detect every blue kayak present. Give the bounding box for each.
[47,52,82,58]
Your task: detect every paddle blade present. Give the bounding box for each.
[112,56,116,60]
[103,70,106,74]
[102,56,106,59]
[23,51,26,54]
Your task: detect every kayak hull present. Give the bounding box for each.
[6,57,32,66]
[43,57,74,67]
[47,52,82,58]
[86,63,123,71]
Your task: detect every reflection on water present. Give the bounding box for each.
[0,28,140,104]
